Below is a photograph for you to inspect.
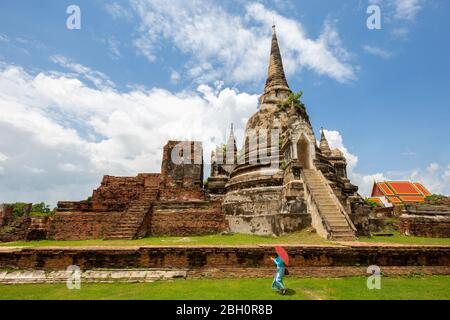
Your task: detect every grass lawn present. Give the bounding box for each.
[0,276,449,300]
[0,229,331,247]
[1,229,449,248]
[359,231,450,246]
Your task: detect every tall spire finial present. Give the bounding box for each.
[264,25,290,94]
[320,128,332,157]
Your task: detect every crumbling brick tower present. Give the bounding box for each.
[50,140,227,240]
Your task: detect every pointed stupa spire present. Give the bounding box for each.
[226,123,237,164]
[320,127,332,157]
[264,25,290,94]
[229,123,235,138]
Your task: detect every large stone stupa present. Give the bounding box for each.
[212,26,369,240]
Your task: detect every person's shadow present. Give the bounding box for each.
[284,289,296,296]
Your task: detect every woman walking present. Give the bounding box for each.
[270,254,287,295]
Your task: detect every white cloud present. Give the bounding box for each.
[0,62,257,206]
[59,163,81,172]
[104,2,133,20]
[362,45,393,59]
[0,33,9,43]
[24,166,45,174]
[323,129,385,196]
[170,70,181,84]
[394,0,423,21]
[427,162,440,173]
[323,129,449,197]
[50,55,115,89]
[0,152,7,162]
[323,130,358,169]
[130,1,356,84]
[410,163,450,195]
[369,0,424,38]
[99,37,121,60]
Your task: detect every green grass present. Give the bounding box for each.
[1,229,449,248]
[360,231,450,246]
[0,229,331,247]
[0,276,449,300]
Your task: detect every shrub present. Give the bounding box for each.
[425,194,448,205]
[279,91,310,122]
[365,199,381,209]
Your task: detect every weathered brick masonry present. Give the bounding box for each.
[400,204,450,238]
[47,212,122,240]
[149,201,228,236]
[0,245,449,278]
[44,141,228,240]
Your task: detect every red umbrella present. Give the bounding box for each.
[275,246,289,266]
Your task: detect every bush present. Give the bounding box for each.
[4,202,54,219]
[31,202,51,214]
[9,202,30,219]
[279,91,310,122]
[365,199,381,209]
[425,194,449,205]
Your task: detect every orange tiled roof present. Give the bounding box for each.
[378,182,395,195]
[399,195,426,202]
[368,197,384,206]
[387,196,402,204]
[386,181,421,195]
[372,181,432,205]
[414,183,432,196]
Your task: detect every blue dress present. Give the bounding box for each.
[271,256,286,290]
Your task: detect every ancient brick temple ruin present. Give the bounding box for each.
[50,141,227,240]
[208,26,370,240]
[1,26,376,242]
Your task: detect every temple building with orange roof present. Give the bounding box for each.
[368,181,432,207]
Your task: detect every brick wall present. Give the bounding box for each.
[159,141,205,201]
[400,216,450,237]
[47,212,122,240]
[0,245,448,271]
[0,205,13,227]
[400,204,450,238]
[90,175,147,211]
[150,210,228,236]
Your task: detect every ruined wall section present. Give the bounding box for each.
[48,212,122,240]
[159,141,205,201]
[400,204,450,238]
[149,201,228,236]
[91,174,150,212]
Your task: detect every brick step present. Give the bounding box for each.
[330,225,352,231]
[332,231,355,236]
[312,194,333,198]
[328,223,350,228]
[307,181,325,185]
[321,212,341,217]
[319,208,341,214]
[317,203,338,207]
[325,217,347,222]
[310,191,331,195]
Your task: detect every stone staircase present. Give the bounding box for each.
[105,186,159,240]
[303,169,356,241]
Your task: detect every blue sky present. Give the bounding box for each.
[0,0,449,205]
